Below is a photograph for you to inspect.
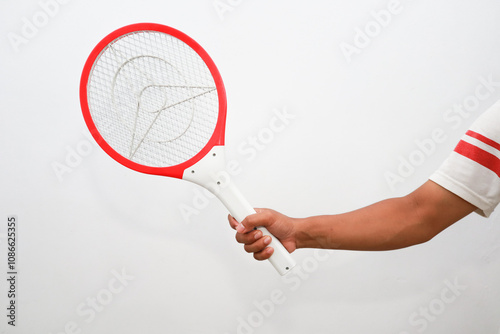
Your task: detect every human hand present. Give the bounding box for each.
[228,208,297,261]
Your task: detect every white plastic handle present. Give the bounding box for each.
[257,226,294,274]
[183,146,296,275]
[214,181,296,275]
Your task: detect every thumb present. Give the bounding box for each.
[236,209,267,233]
[235,219,253,233]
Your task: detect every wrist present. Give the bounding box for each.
[294,216,319,249]
[294,215,339,250]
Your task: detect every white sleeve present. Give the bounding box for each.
[429,100,500,217]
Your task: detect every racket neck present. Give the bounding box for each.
[182,146,255,222]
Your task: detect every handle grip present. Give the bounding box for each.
[183,146,296,275]
[215,182,296,275]
[255,226,295,275]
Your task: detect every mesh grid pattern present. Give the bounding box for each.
[86,30,219,167]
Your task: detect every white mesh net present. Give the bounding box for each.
[86,30,219,167]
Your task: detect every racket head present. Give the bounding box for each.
[80,23,227,179]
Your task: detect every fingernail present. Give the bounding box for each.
[236,224,245,233]
[254,231,262,240]
[264,236,272,245]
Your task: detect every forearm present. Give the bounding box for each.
[293,181,476,251]
[295,197,434,251]
[232,181,476,259]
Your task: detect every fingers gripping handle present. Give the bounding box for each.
[218,184,296,276]
[182,146,296,275]
[255,226,296,275]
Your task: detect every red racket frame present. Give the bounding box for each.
[79,23,227,179]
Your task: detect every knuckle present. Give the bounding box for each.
[262,210,275,222]
[235,233,247,244]
[253,249,269,261]
[244,244,254,253]
[245,215,256,226]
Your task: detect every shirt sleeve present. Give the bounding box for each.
[429,100,500,217]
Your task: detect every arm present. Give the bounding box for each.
[229,180,477,260]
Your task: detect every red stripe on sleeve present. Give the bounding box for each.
[466,130,500,151]
[454,140,500,178]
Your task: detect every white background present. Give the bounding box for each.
[1,0,500,333]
